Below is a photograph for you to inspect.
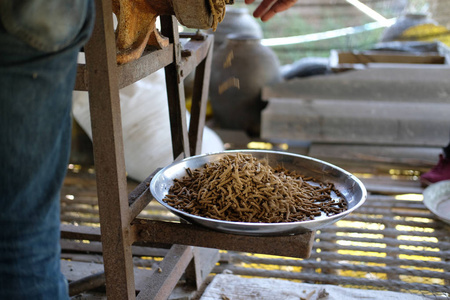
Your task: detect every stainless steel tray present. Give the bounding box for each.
[150,150,367,236]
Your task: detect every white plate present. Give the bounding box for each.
[423,180,450,225]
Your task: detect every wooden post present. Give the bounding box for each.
[84,0,136,299]
[162,15,190,160]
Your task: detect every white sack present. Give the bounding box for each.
[72,68,224,182]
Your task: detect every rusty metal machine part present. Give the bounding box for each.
[171,0,231,30]
[112,0,172,64]
[113,0,230,65]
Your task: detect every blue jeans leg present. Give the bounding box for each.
[0,2,94,299]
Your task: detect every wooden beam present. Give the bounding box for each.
[188,35,214,155]
[84,0,135,298]
[162,15,190,160]
[131,219,315,259]
[136,245,194,300]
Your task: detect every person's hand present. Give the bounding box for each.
[245,0,297,22]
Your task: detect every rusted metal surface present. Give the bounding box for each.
[171,0,213,30]
[131,219,316,258]
[84,0,135,298]
[113,0,175,65]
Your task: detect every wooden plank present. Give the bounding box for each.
[128,170,157,221]
[62,260,155,293]
[75,45,174,91]
[329,49,450,71]
[185,247,220,289]
[131,219,315,259]
[62,260,105,282]
[162,15,190,160]
[201,273,440,298]
[61,239,170,258]
[117,46,174,89]
[136,245,194,300]
[61,224,101,241]
[335,50,446,65]
[69,272,106,297]
[75,63,89,91]
[117,32,215,90]
[179,34,213,81]
[188,35,213,156]
[62,259,200,299]
[84,0,135,298]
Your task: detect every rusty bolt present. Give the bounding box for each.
[181,49,192,57]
